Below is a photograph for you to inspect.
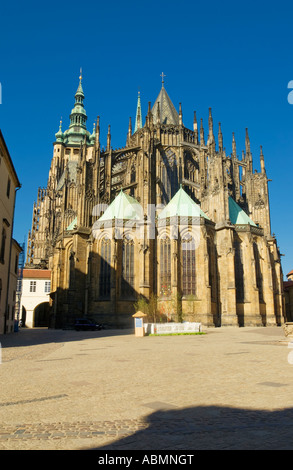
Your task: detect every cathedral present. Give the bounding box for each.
[25,73,285,329]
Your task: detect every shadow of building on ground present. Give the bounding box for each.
[91,404,293,450]
[0,326,134,349]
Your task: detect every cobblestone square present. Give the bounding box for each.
[0,326,293,450]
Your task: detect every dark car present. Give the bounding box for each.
[74,318,102,331]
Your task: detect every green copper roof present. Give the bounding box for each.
[228,196,256,226]
[66,217,77,230]
[158,186,209,219]
[152,85,179,125]
[98,190,142,222]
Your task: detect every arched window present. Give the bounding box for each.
[121,237,135,299]
[234,239,244,302]
[160,237,171,297]
[99,237,111,299]
[182,234,196,296]
[161,150,179,204]
[208,238,217,302]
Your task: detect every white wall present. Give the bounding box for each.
[20,278,50,328]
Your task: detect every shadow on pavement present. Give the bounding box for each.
[0,327,134,348]
[91,404,293,450]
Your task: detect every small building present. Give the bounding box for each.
[0,130,21,334]
[20,269,51,328]
[5,239,23,333]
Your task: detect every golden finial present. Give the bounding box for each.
[79,67,82,81]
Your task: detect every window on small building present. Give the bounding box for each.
[44,281,51,293]
[30,281,36,292]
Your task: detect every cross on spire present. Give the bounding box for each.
[160,72,166,86]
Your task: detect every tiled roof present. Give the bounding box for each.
[23,269,51,279]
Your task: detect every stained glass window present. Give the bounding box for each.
[182,235,196,296]
[234,239,244,302]
[121,237,135,298]
[160,237,171,297]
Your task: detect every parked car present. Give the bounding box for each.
[74,318,102,331]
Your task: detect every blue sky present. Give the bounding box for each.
[1,0,293,278]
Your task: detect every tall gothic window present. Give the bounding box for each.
[208,238,217,302]
[160,237,171,297]
[234,239,244,302]
[99,237,111,299]
[253,241,263,302]
[161,150,179,204]
[121,237,135,299]
[182,235,196,296]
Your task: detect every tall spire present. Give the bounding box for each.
[193,111,198,144]
[207,108,215,147]
[134,91,142,132]
[218,122,223,152]
[69,70,87,130]
[232,132,237,157]
[245,128,251,156]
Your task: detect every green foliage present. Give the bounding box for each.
[134,294,168,323]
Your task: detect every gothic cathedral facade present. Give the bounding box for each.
[26,75,285,328]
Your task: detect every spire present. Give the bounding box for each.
[232,132,236,157]
[200,118,205,145]
[260,145,266,173]
[69,70,87,130]
[90,122,96,144]
[193,111,198,144]
[218,122,223,151]
[55,118,64,143]
[245,128,251,155]
[151,81,179,125]
[179,102,183,126]
[107,125,111,151]
[134,91,142,132]
[75,68,84,99]
[127,117,132,144]
[95,116,100,150]
[156,102,160,125]
[208,108,215,147]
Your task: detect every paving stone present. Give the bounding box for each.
[0,326,293,450]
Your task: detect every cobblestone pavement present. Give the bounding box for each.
[0,325,293,450]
